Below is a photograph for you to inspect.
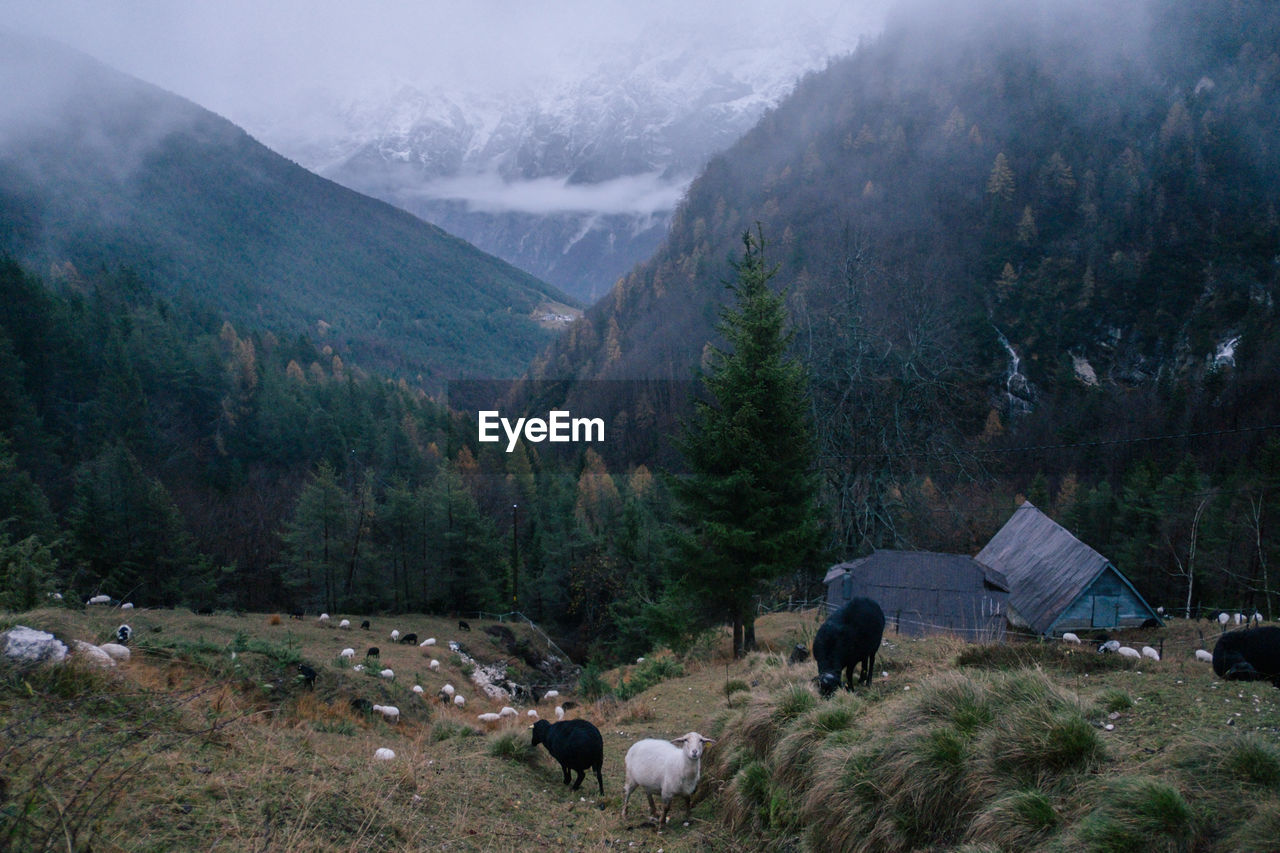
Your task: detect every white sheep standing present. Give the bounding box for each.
[453,694,466,707]
[339,648,355,659]
[1219,612,1230,628]
[1117,646,1141,659]
[318,613,330,623]
[1254,612,1265,626]
[380,668,395,680]
[1141,645,1160,661]
[1235,613,1245,626]
[555,705,565,720]
[429,659,440,671]
[477,712,501,724]
[87,594,111,605]
[440,683,456,699]
[527,709,539,719]
[371,704,400,723]
[622,732,716,825]
[421,637,437,647]
[374,747,396,761]
[499,706,518,718]
[338,619,351,629]
[1061,632,1081,644]
[120,602,134,610]
[1195,649,1214,663]
[412,684,424,695]
[543,689,560,702]
[390,629,400,642]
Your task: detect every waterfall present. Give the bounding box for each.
[993,326,1032,414]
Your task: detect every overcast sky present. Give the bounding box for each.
[4,1,888,127]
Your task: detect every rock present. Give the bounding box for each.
[99,643,131,662]
[1,626,68,664]
[72,640,116,667]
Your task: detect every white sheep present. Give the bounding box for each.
[371,704,400,722]
[1098,640,1120,653]
[1195,649,1214,663]
[543,689,560,702]
[527,709,539,719]
[380,668,395,680]
[1219,612,1230,627]
[374,747,396,761]
[429,659,440,671]
[1235,613,1245,626]
[120,602,134,610]
[318,613,330,623]
[499,706,518,718]
[555,705,565,720]
[1117,646,1141,659]
[421,637,437,647]
[87,594,111,605]
[1061,632,1081,644]
[99,643,130,662]
[339,619,351,629]
[1254,612,1265,626]
[339,648,356,659]
[477,712,501,723]
[440,683,456,698]
[453,694,466,707]
[622,732,716,825]
[412,684,424,695]
[390,629,401,641]
[1141,645,1160,661]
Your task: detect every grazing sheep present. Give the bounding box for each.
[440,683,456,699]
[340,648,356,659]
[412,685,424,695]
[453,694,466,707]
[422,637,437,646]
[813,597,886,696]
[297,663,317,689]
[99,643,130,662]
[372,704,400,722]
[543,689,560,702]
[527,709,539,719]
[290,610,304,620]
[380,668,395,680]
[1117,646,1141,659]
[1254,612,1265,627]
[87,594,111,605]
[531,719,604,795]
[318,613,330,623]
[1235,613,1246,626]
[390,630,400,642]
[360,620,371,630]
[1219,613,1231,628]
[555,705,565,720]
[1061,632,1081,644]
[374,747,395,761]
[120,602,134,610]
[1141,645,1161,661]
[499,706,518,718]
[1195,649,1214,663]
[429,659,440,671]
[339,619,350,629]
[458,620,471,631]
[366,647,380,659]
[1213,626,1280,687]
[115,624,132,645]
[622,732,715,825]
[1098,640,1121,653]
[400,633,418,645]
[478,712,501,723]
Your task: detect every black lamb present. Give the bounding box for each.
[813,597,886,697]
[531,718,604,794]
[1214,626,1280,687]
[399,633,418,645]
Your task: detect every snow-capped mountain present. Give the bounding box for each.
[250,16,876,302]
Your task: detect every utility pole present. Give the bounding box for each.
[511,503,519,607]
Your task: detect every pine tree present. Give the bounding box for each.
[671,229,824,657]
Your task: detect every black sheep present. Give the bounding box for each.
[297,663,317,690]
[399,633,418,645]
[1214,626,1280,687]
[531,719,604,794]
[360,620,371,630]
[458,619,471,632]
[813,597,886,697]
[366,646,380,659]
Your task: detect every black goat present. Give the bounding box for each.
[813,597,886,697]
[1214,626,1280,687]
[399,633,418,645]
[297,663,317,690]
[531,719,604,794]
[366,646,380,659]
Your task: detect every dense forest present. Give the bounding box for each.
[4,0,1280,665]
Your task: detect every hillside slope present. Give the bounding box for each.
[0,31,573,386]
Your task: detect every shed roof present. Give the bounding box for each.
[823,550,1009,593]
[975,500,1115,635]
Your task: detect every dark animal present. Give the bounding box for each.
[813,597,886,697]
[360,620,371,630]
[458,620,471,632]
[115,624,132,645]
[366,647,380,659]
[297,663,317,689]
[399,633,418,645]
[788,643,810,665]
[350,698,373,713]
[531,719,604,794]
[1214,626,1280,687]
[290,610,304,620]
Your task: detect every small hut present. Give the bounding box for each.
[823,550,1010,641]
[976,500,1161,637]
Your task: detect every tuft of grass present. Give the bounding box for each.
[429,719,474,742]
[1074,777,1196,852]
[967,789,1060,849]
[772,683,817,723]
[1097,687,1134,713]
[724,678,751,706]
[616,657,685,701]
[488,730,536,763]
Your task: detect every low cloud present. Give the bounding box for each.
[413,171,692,217]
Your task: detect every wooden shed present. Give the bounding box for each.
[976,500,1161,637]
[823,550,1010,641]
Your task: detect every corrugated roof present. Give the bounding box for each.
[824,550,1009,639]
[975,501,1110,635]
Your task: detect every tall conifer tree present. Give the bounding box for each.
[672,228,823,657]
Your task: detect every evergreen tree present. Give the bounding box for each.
[671,229,824,657]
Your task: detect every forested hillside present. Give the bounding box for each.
[0,31,573,386]
[532,0,1280,616]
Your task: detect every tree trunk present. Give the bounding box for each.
[732,616,744,659]
[743,613,758,653]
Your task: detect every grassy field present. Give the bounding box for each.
[2,606,1278,851]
